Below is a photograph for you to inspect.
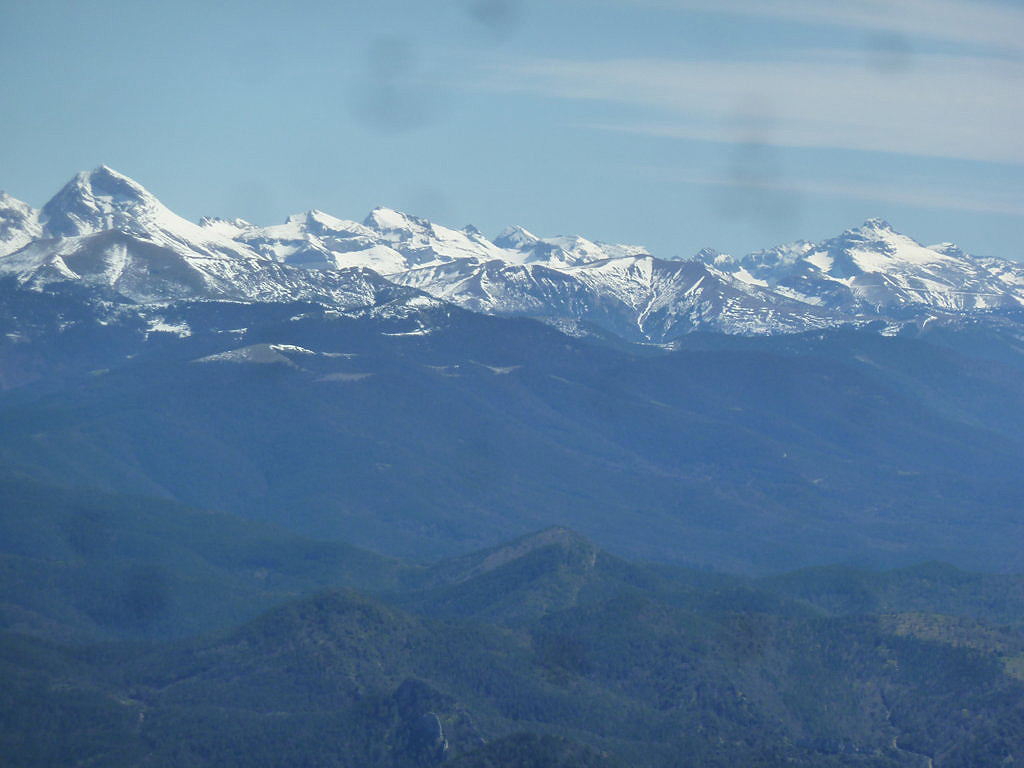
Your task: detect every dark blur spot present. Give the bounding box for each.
[119,564,170,624]
[350,36,438,133]
[706,104,801,232]
[864,33,915,75]
[64,505,111,557]
[367,35,416,81]
[711,141,801,231]
[465,0,522,38]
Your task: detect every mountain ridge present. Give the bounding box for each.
[2,166,1022,342]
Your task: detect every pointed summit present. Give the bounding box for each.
[929,242,967,259]
[286,209,331,226]
[851,217,896,236]
[0,191,39,224]
[0,191,43,257]
[40,165,165,238]
[286,208,362,236]
[493,224,539,250]
[364,206,424,233]
[693,247,725,264]
[0,191,34,212]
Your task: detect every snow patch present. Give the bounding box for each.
[193,344,295,365]
[146,317,192,337]
[382,328,433,336]
[317,372,374,382]
[269,344,316,355]
[479,363,521,375]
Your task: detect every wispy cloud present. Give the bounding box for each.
[657,169,1024,218]
[474,52,1024,165]
[590,0,1024,55]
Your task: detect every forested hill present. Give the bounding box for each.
[2,481,1022,767]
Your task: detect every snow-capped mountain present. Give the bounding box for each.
[224,209,408,274]
[0,167,423,309]
[2,167,1022,343]
[705,219,1024,316]
[492,225,650,267]
[0,192,42,258]
[389,253,839,339]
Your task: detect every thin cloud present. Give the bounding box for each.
[657,169,1024,218]
[591,0,1024,55]
[476,53,1024,165]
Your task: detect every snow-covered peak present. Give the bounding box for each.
[823,221,958,271]
[733,241,815,277]
[854,217,895,234]
[364,206,424,233]
[0,166,293,303]
[496,229,651,268]
[494,225,540,250]
[284,209,363,234]
[547,234,649,263]
[36,166,265,261]
[40,165,168,238]
[259,210,376,245]
[359,206,511,267]
[198,216,255,238]
[0,192,43,257]
[233,209,404,271]
[928,242,968,259]
[700,221,1023,315]
[5,165,1023,340]
[565,251,656,280]
[0,191,36,216]
[693,247,727,265]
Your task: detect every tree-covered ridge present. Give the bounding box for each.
[0,476,416,643]
[1,490,1021,767]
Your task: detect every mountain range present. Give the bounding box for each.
[2,166,1022,342]
[2,166,1024,573]
[3,167,1023,766]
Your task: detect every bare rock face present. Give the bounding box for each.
[391,678,486,766]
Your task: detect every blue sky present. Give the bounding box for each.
[1,0,1021,259]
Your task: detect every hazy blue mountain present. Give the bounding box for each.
[1,284,1022,572]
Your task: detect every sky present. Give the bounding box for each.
[0,0,1021,259]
